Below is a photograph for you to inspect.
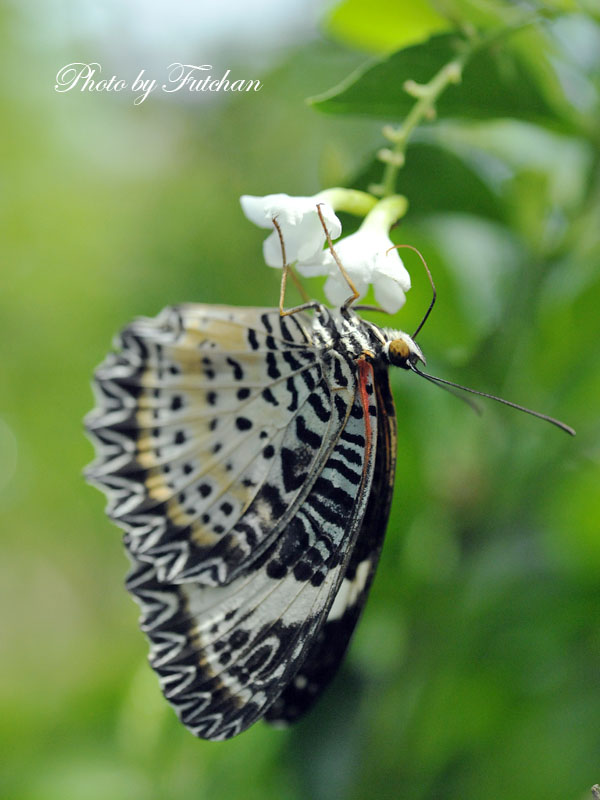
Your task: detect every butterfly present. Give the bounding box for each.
[84,295,435,739]
[85,240,574,741]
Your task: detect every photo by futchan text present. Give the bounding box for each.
[54,62,262,105]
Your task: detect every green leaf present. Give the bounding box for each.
[311,32,564,126]
[310,33,458,116]
[326,0,451,54]
[352,141,506,222]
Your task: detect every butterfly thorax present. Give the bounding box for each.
[310,305,425,370]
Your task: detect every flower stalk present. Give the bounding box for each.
[376,59,464,198]
[361,194,408,232]
[374,10,552,198]
[318,188,378,217]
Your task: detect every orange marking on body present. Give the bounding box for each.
[356,357,374,469]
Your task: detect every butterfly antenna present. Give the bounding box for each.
[408,362,575,436]
[388,244,436,339]
[410,366,482,415]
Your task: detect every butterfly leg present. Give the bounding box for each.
[270,217,314,318]
[315,204,360,310]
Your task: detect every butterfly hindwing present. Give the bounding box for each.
[265,363,398,725]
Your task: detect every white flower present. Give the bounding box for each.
[240,193,342,268]
[296,195,410,314]
[240,190,410,314]
[298,228,411,314]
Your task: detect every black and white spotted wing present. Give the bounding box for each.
[85,303,399,740]
[265,364,397,725]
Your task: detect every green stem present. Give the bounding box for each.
[379,57,465,197]
[361,194,408,231]
[318,188,378,216]
[378,12,550,198]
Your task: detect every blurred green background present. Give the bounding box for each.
[1,1,599,799]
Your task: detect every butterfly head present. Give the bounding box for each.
[383,331,426,370]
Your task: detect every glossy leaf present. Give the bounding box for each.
[311,32,564,127]
[326,0,450,54]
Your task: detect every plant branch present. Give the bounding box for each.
[376,11,552,198]
[377,57,464,197]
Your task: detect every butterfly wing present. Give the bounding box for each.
[86,304,358,587]
[85,304,382,740]
[265,363,397,725]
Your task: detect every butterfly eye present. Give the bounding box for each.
[387,338,411,368]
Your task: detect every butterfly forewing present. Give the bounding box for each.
[86,305,358,587]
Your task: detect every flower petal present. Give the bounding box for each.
[323,270,368,308]
[374,274,407,314]
[263,230,287,268]
[282,214,326,264]
[240,195,277,228]
[312,199,343,241]
[241,193,341,268]
[373,247,411,291]
[295,250,334,278]
[301,225,412,311]
[323,274,355,307]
